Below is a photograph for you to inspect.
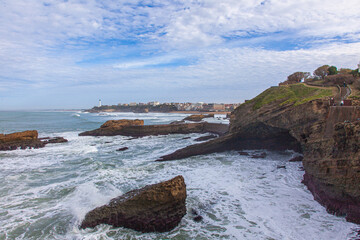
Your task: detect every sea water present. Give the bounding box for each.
[0,111,359,240]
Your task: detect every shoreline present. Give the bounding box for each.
[89,110,231,115]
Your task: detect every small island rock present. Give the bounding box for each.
[80,175,187,232]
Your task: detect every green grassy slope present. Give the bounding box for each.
[247,84,333,110]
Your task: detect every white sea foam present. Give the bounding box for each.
[0,112,358,239]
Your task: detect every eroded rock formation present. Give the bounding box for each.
[0,130,68,151]
[79,120,228,137]
[80,175,187,232]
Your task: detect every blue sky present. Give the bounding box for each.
[1,0,360,110]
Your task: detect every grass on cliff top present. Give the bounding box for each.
[248,83,333,110]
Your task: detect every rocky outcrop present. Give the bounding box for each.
[80,175,187,232]
[302,120,360,223]
[157,90,360,224]
[0,130,68,151]
[79,120,228,137]
[183,114,214,122]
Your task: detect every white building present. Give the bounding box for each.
[99,99,102,107]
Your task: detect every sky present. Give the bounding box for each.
[0,0,360,110]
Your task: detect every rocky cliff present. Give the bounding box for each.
[80,175,187,232]
[157,84,360,224]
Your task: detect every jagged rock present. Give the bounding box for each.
[288,155,303,162]
[194,134,218,142]
[80,175,187,232]
[182,137,191,140]
[116,147,128,151]
[183,114,214,122]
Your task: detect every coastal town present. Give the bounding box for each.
[90,100,242,113]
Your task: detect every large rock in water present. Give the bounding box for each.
[80,175,187,232]
[183,114,214,122]
[79,119,228,137]
[0,130,68,151]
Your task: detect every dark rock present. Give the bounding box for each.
[277,165,286,169]
[289,155,303,162]
[238,151,249,156]
[250,152,267,159]
[116,147,128,152]
[43,137,68,144]
[183,114,214,122]
[190,208,198,215]
[170,120,185,125]
[182,137,191,140]
[193,215,203,222]
[194,134,218,142]
[80,175,187,232]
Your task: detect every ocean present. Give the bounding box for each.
[0,111,358,240]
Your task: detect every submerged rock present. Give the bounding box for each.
[80,175,187,232]
[116,147,128,152]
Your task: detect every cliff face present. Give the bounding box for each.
[157,84,360,224]
[230,97,360,223]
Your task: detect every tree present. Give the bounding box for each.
[328,66,338,75]
[313,65,329,79]
[287,71,310,83]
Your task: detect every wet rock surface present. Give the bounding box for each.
[116,147,129,151]
[80,175,187,232]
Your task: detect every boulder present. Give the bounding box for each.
[80,175,187,232]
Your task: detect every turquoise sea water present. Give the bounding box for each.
[0,111,359,240]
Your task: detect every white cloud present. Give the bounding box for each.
[0,0,360,109]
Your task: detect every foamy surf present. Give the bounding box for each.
[0,111,358,239]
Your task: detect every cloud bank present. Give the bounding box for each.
[0,0,360,109]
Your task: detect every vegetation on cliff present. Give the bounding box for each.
[246,83,332,110]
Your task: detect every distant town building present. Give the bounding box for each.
[129,102,137,106]
[148,101,160,106]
